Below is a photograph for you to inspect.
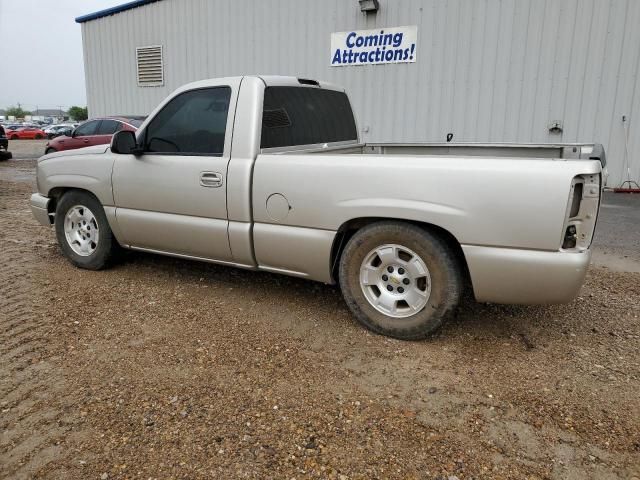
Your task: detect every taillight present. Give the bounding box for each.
[561,174,601,251]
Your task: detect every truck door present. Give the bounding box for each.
[112,84,236,261]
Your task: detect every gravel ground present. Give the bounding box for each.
[1,155,639,480]
[4,139,49,160]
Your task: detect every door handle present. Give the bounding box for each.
[200,172,223,188]
[83,138,89,143]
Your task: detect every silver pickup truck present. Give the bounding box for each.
[30,75,604,340]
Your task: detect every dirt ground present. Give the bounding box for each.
[1,149,639,479]
[4,140,49,160]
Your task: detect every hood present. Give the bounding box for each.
[39,144,110,163]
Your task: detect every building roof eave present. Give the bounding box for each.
[75,0,161,24]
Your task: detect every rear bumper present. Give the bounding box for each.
[462,245,591,304]
[30,193,52,226]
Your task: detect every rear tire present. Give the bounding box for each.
[54,191,117,270]
[339,221,462,340]
[10,135,18,140]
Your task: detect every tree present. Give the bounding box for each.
[68,106,88,121]
[5,106,31,118]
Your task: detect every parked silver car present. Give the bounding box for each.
[29,76,604,339]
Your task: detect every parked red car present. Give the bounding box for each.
[45,116,145,154]
[7,127,46,140]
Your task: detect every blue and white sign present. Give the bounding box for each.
[330,25,417,66]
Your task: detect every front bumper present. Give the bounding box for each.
[30,193,52,226]
[463,245,591,304]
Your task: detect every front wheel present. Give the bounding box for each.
[45,147,56,155]
[54,191,117,270]
[10,135,18,140]
[34,134,43,139]
[339,221,462,340]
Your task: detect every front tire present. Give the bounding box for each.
[45,147,56,154]
[54,191,117,270]
[35,134,43,139]
[339,221,462,340]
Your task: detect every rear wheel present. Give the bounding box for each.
[10,135,18,140]
[55,191,117,270]
[339,221,462,340]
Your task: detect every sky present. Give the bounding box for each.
[0,0,124,112]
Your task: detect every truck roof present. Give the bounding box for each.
[175,75,345,94]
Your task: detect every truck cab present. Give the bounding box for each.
[103,76,360,273]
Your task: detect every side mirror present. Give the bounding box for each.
[111,130,142,155]
[67,129,75,137]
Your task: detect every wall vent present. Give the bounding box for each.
[136,45,163,87]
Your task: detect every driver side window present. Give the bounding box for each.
[143,87,231,156]
[74,120,99,137]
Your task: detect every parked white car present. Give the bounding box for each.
[43,124,76,139]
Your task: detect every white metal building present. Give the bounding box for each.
[77,0,640,187]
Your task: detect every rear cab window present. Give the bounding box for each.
[260,86,357,149]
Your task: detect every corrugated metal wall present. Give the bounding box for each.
[81,0,640,187]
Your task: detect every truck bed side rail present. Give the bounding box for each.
[364,142,606,167]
